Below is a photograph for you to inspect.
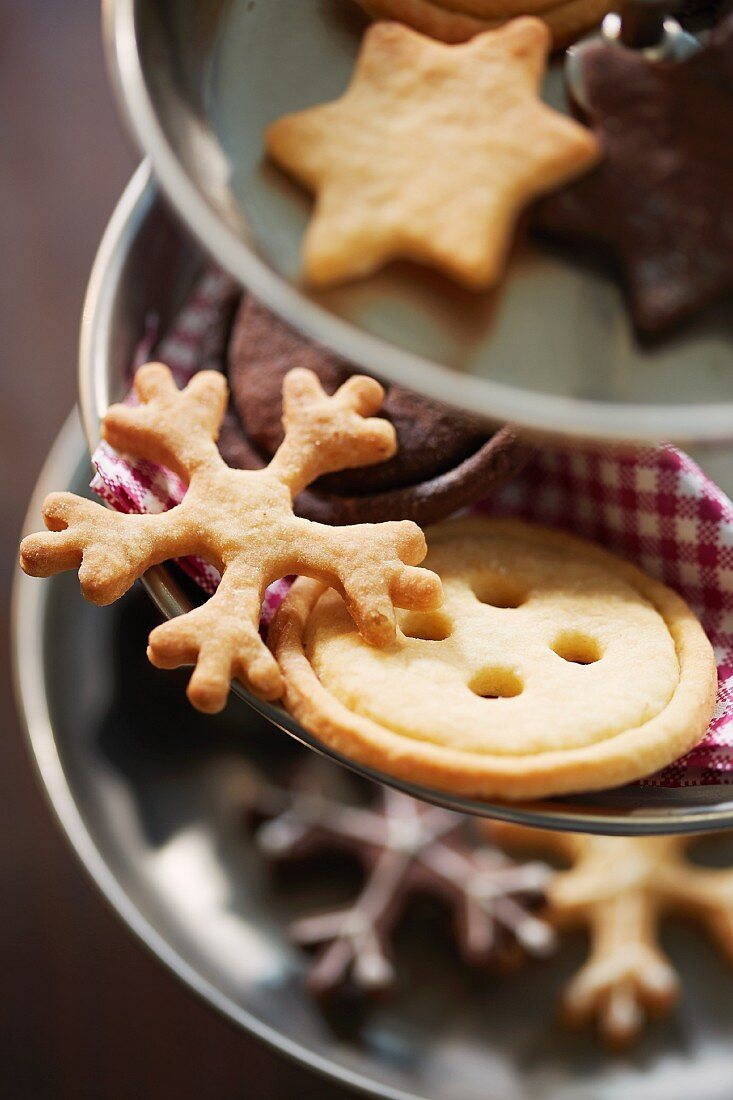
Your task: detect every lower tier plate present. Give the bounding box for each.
[14,415,733,1100]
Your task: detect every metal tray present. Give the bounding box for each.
[103,0,733,444]
[14,419,733,1099]
[72,163,733,835]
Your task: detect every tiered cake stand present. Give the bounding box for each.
[13,3,733,1097]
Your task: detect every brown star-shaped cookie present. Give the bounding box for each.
[265,18,598,289]
[534,16,733,336]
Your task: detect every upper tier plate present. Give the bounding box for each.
[104,0,733,444]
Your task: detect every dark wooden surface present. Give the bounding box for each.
[0,4,354,1097]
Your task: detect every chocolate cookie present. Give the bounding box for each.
[533,15,733,336]
[219,296,531,525]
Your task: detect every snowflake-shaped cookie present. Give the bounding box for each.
[20,363,442,712]
[244,775,556,997]
[497,825,733,1047]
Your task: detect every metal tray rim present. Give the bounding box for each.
[102,0,733,445]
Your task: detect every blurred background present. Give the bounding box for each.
[1,4,350,1096]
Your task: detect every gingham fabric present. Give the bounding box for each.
[91,270,733,786]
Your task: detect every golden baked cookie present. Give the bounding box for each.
[271,517,717,801]
[357,0,617,49]
[20,364,441,713]
[265,19,599,289]
[495,825,733,1048]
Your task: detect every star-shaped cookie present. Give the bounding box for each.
[265,18,599,288]
[534,16,733,336]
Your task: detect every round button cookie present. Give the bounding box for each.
[270,517,717,801]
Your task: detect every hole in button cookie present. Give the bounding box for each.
[400,610,452,642]
[552,631,602,665]
[471,574,526,609]
[469,668,523,699]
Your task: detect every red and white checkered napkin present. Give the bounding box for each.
[91,269,733,787]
